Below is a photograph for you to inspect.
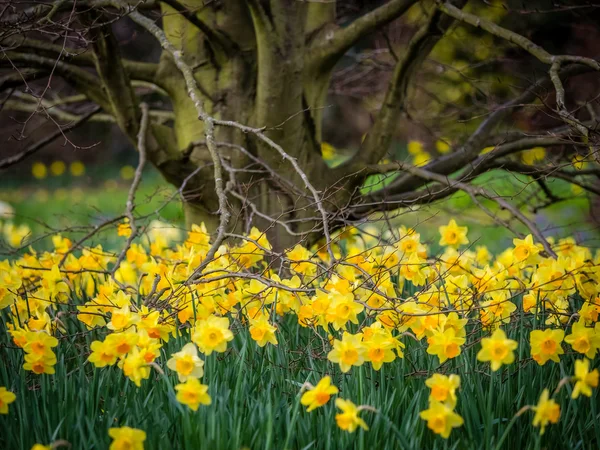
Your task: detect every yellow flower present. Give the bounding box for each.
[107,304,140,331]
[50,160,66,176]
[427,327,465,363]
[413,151,431,167]
[438,219,468,248]
[138,307,172,341]
[23,352,57,375]
[0,266,22,309]
[70,161,85,177]
[184,223,211,251]
[364,333,396,370]
[175,378,211,411]
[532,389,560,435]
[565,320,600,359]
[192,315,234,355]
[120,165,136,180]
[286,244,316,276]
[105,330,139,357]
[118,219,132,238]
[3,222,31,248]
[521,147,546,165]
[31,162,47,179]
[327,332,366,373]
[229,227,272,268]
[335,398,369,433]
[118,348,150,387]
[77,303,107,330]
[52,234,72,253]
[88,339,118,367]
[512,234,539,262]
[477,328,518,371]
[108,426,146,450]
[436,139,451,154]
[396,227,425,256]
[530,329,564,365]
[419,400,464,438]
[408,140,424,155]
[23,331,58,357]
[300,376,339,412]
[325,291,363,331]
[400,253,430,287]
[572,359,599,399]
[425,374,460,408]
[0,387,16,414]
[249,315,278,347]
[30,445,52,450]
[166,343,204,382]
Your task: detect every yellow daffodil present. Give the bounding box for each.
[175,378,211,411]
[477,328,518,371]
[532,389,560,435]
[419,400,464,438]
[0,387,16,414]
[438,219,469,248]
[327,332,366,373]
[88,339,119,367]
[167,343,205,382]
[249,315,278,347]
[192,315,234,355]
[572,359,599,399]
[300,376,338,412]
[335,398,369,433]
[425,374,461,408]
[108,426,146,450]
[565,320,600,359]
[530,329,564,365]
[427,327,466,363]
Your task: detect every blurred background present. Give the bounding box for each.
[2,0,600,254]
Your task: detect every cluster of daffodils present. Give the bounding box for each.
[420,374,463,438]
[300,376,370,433]
[1,216,600,443]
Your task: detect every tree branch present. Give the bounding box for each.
[90,22,140,138]
[2,36,161,84]
[362,161,557,257]
[338,4,462,174]
[121,5,231,278]
[1,51,111,110]
[368,64,594,200]
[309,0,418,70]
[0,105,101,170]
[111,102,149,277]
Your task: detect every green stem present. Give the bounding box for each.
[486,370,495,450]
[282,392,302,450]
[493,412,521,450]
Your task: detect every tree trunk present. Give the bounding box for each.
[143,0,345,253]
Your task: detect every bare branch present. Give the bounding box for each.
[111,102,150,276]
[0,105,101,170]
[339,4,462,174]
[309,0,418,70]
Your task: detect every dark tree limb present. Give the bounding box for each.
[308,0,418,71]
[0,105,102,170]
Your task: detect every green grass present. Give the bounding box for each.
[1,164,594,256]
